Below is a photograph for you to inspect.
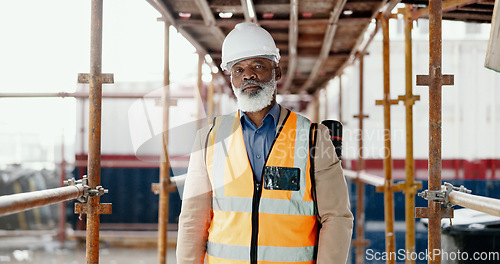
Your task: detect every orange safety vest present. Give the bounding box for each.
[205,110,318,264]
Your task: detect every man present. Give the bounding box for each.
[177,22,353,264]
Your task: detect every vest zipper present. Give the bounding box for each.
[250,181,262,264]
[250,109,291,264]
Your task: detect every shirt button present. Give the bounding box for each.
[256,154,261,159]
[256,130,260,134]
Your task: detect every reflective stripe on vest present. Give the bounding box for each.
[205,110,318,263]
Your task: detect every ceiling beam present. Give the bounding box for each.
[299,0,347,93]
[145,0,176,26]
[381,0,403,19]
[146,0,208,55]
[412,0,480,18]
[241,0,258,23]
[478,0,496,5]
[459,6,495,12]
[175,17,372,28]
[443,11,493,21]
[282,0,299,91]
[194,0,226,44]
[333,0,389,78]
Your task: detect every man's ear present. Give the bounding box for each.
[275,66,282,81]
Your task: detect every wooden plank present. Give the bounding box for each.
[485,0,500,72]
[299,0,348,92]
[413,0,480,18]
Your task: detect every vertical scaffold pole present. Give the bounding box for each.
[375,16,399,264]
[428,0,447,262]
[414,0,454,261]
[158,21,171,264]
[84,0,113,262]
[382,16,395,264]
[207,76,214,122]
[396,6,422,264]
[58,135,66,246]
[427,0,444,259]
[87,1,103,262]
[197,54,204,130]
[403,9,415,261]
[353,53,370,264]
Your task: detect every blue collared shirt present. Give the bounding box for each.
[239,103,281,183]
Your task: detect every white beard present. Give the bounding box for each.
[231,72,277,112]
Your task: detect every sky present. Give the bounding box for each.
[0,0,202,165]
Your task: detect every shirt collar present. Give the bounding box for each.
[239,103,280,128]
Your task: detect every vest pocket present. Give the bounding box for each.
[263,166,300,191]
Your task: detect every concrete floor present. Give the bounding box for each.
[0,235,177,264]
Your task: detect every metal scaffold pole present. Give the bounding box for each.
[75,0,113,262]
[353,52,370,264]
[158,21,171,264]
[396,6,422,264]
[375,15,399,264]
[59,136,67,246]
[207,76,215,121]
[87,2,104,258]
[197,53,204,130]
[427,5,445,262]
[414,0,454,261]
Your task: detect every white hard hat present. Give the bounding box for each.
[221,22,280,71]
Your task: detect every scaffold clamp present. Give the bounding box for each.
[64,176,109,203]
[418,182,471,208]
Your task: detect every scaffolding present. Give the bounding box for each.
[1,1,500,264]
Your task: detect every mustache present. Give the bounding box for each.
[238,79,264,89]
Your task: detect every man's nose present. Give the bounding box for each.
[242,69,257,81]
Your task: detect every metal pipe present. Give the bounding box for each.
[448,191,500,217]
[428,0,444,261]
[207,77,214,121]
[59,135,67,246]
[344,170,385,187]
[0,185,85,217]
[0,92,192,99]
[197,54,204,130]
[158,21,171,264]
[403,6,416,264]
[355,53,366,264]
[87,0,104,262]
[382,16,396,264]
[358,55,365,173]
[164,23,171,146]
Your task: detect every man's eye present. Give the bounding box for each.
[255,65,263,69]
[234,69,243,73]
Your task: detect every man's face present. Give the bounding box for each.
[230,58,282,112]
[230,58,280,92]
